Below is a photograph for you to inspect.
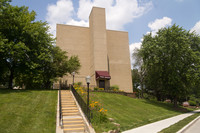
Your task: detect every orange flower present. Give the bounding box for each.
[99,108,103,112]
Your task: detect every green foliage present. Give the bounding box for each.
[137,24,200,106]
[132,49,146,98]
[73,85,110,132]
[0,1,80,89]
[76,82,82,86]
[94,87,99,91]
[90,101,108,124]
[132,69,140,90]
[109,85,120,91]
[188,100,196,106]
[188,95,200,106]
[93,87,106,91]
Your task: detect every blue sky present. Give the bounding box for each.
[11,0,200,65]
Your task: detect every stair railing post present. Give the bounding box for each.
[85,76,91,123]
[87,82,90,123]
[59,79,63,127]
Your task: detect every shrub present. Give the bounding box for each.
[94,87,99,91]
[90,101,108,123]
[93,87,104,91]
[188,95,199,106]
[109,85,119,91]
[188,100,196,106]
[99,88,104,91]
[74,82,82,86]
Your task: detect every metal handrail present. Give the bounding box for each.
[71,85,92,123]
[59,80,63,127]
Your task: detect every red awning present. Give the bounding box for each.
[96,71,111,80]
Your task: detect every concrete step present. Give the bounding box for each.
[62,100,74,102]
[62,104,76,106]
[63,127,85,132]
[61,96,73,98]
[63,124,85,128]
[62,103,75,105]
[61,98,73,100]
[61,100,74,103]
[63,117,82,121]
[63,120,84,125]
[62,105,76,107]
[62,107,78,110]
[62,109,78,112]
[61,102,74,104]
[63,112,79,116]
[61,100,74,102]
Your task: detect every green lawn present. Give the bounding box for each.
[91,92,191,132]
[0,89,57,133]
[159,112,200,133]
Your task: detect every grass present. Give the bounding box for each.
[91,92,191,132]
[159,112,200,133]
[0,89,57,133]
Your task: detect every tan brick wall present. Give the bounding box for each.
[56,24,91,85]
[89,7,108,71]
[56,7,133,92]
[107,30,133,92]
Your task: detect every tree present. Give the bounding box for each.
[0,0,80,89]
[132,69,140,90]
[139,24,200,106]
[132,48,146,98]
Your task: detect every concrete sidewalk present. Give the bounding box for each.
[178,115,200,133]
[123,110,200,133]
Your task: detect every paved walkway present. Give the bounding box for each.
[123,110,200,133]
[181,116,200,133]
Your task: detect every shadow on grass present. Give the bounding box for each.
[142,99,191,113]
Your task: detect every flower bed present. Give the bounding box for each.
[73,84,108,123]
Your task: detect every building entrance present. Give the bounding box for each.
[99,80,105,89]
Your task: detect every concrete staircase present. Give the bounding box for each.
[61,90,87,133]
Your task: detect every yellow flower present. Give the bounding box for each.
[99,108,103,112]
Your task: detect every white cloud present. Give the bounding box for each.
[129,42,142,68]
[46,0,74,36]
[148,17,172,36]
[191,21,200,35]
[46,0,153,36]
[77,0,153,30]
[67,19,89,27]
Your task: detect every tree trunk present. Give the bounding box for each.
[8,68,14,89]
[174,97,178,107]
[156,94,162,101]
[44,80,52,89]
[141,82,144,98]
